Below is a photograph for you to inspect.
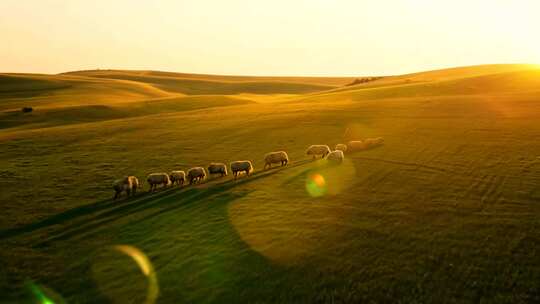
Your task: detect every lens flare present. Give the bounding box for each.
[25,281,65,304]
[306,173,327,197]
[229,158,358,265]
[305,158,357,197]
[114,245,159,304]
[92,245,159,304]
[114,245,152,276]
[28,283,55,304]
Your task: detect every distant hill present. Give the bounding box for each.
[62,69,357,86]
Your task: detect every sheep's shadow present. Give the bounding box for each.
[36,161,310,246]
[2,160,319,303]
[0,187,175,240]
[2,159,312,246]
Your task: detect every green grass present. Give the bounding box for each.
[1,64,540,303]
[0,95,254,130]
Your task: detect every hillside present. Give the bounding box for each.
[0,73,172,111]
[63,69,357,86]
[300,67,540,104]
[0,70,341,130]
[1,64,539,303]
[61,71,339,95]
[320,64,538,94]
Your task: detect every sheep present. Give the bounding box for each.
[326,150,344,163]
[347,137,384,151]
[207,163,228,177]
[264,151,289,169]
[127,176,140,194]
[347,140,367,151]
[306,145,331,159]
[335,144,348,152]
[170,170,186,186]
[112,176,139,200]
[187,167,207,185]
[113,179,128,199]
[230,160,253,180]
[147,173,171,192]
[364,137,384,147]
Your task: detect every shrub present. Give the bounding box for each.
[345,77,383,86]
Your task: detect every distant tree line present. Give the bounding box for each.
[346,77,383,86]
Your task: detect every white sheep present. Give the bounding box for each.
[347,140,367,151]
[112,176,139,200]
[335,144,348,152]
[170,170,186,186]
[264,151,289,169]
[147,173,171,192]
[306,145,331,159]
[187,167,207,185]
[326,150,344,163]
[128,176,140,193]
[364,137,384,146]
[230,160,253,180]
[347,137,384,151]
[207,163,228,177]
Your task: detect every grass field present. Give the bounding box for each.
[1,65,540,303]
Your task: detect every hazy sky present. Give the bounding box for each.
[1,0,539,76]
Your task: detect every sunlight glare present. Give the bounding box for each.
[92,245,159,304]
[26,281,64,304]
[305,159,357,198]
[306,173,327,197]
[114,245,152,276]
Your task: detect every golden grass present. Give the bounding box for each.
[1,64,539,303]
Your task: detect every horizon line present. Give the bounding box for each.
[1,63,538,78]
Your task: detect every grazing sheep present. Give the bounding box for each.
[230,160,253,179]
[326,150,344,163]
[128,176,140,194]
[347,138,384,151]
[113,179,128,199]
[335,144,348,152]
[347,140,367,151]
[187,167,207,185]
[112,176,139,200]
[170,170,186,186]
[364,137,384,146]
[264,151,289,169]
[207,163,228,177]
[306,145,331,159]
[147,173,171,192]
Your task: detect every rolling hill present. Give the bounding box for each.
[1,64,539,303]
[0,73,171,110]
[61,70,344,95]
[63,69,357,86]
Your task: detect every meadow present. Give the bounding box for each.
[1,64,539,303]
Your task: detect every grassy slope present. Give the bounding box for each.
[317,64,539,94]
[0,73,172,111]
[1,65,540,303]
[0,95,255,130]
